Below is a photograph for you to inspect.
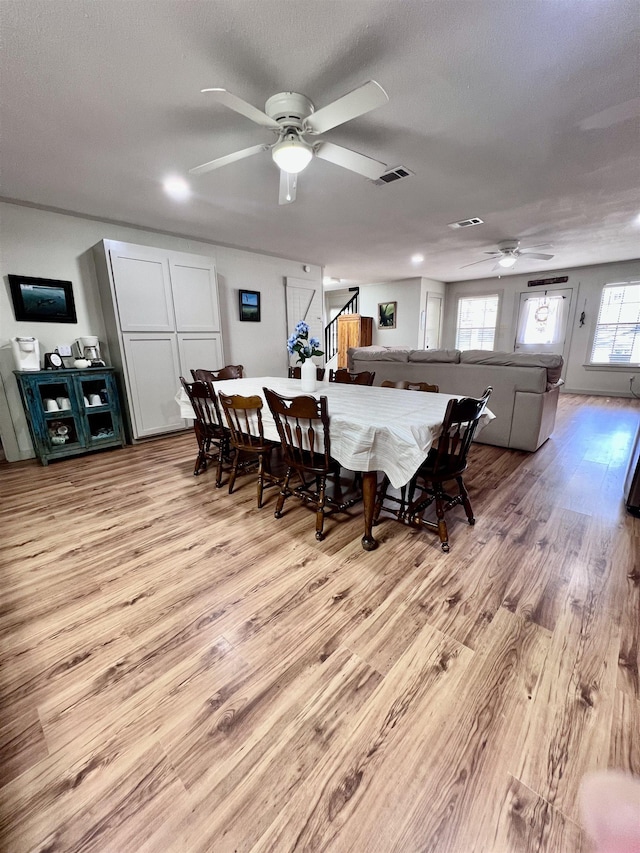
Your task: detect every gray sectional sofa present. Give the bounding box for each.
[348,346,564,452]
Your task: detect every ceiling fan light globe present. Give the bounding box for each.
[498,255,518,268]
[272,138,313,174]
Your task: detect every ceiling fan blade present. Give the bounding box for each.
[304,80,388,135]
[201,88,281,129]
[460,258,495,269]
[314,141,386,179]
[189,144,269,175]
[279,170,297,205]
[579,97,640,130]
[520,243,552,250]
[520,252,554,261]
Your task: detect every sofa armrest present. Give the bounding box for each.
[508,387,560,452]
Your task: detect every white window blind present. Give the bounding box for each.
[456,294,499,350]
[590,282,640,365]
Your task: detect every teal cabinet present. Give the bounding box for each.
[14,368,125,465]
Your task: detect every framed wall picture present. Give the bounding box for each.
[378,301,397,329]
[8,275,77,323]
[239,289,261,322]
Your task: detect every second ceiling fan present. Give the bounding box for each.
[461,240,555,271]
[189,80,389,204]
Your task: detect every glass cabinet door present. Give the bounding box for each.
[31,376,83,452]
[73,372,123,446]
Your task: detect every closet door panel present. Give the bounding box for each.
[110,249,175,332]
[122,333,184,438]
[178,334,224,378]
[170,260,220,332]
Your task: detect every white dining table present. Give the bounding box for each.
[176,376,495,550]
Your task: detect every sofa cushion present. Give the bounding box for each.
[459,350,563,384]
[348,346,409,362]
[408,349,461,363]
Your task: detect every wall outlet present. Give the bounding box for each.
[56,345,72,356]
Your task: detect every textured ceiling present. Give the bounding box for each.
[1,0,639,283]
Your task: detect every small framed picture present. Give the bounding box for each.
[378,301,397,329]
[239,289,261,322]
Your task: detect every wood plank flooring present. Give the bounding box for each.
[1,393,638,852]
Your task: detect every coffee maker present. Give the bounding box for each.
[73,336,105,366]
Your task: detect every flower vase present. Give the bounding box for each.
[300,359,317,393]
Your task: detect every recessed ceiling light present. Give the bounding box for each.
[411,254,424,264]
[163,176,191,201]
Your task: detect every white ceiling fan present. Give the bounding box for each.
[189,80,389,204]
[461,240,555,271]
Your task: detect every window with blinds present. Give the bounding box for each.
[455,294,499,351]
[590,282,640,365]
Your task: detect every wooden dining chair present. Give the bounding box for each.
[288,365,326,381]
[191,364,244,382]
[179,377,229,483]
[374,386,492,552]
[402,380,440,393]
[380,379,403,388]
[263,387,361,540]
[328,368,375,386]
[218,392,280,508]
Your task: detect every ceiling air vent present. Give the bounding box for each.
[374,166,414,186]
[448,217,484,229]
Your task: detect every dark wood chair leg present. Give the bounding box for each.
[434,483,450,552]
[227,449,240,494]
[373,474,390,523]
[215,438,227,488]
[457,475,475,524]
[274,470,291,518]
[257,454,265,508]
[315,477,327,541]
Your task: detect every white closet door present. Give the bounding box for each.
[170,259,220,332]
[178,333,224,378]
[285,278,323,365]
[122,333,184,438]
[110,246,175,332]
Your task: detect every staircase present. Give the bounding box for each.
[324,290,359,363]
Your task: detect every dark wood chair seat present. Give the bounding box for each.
[263,387,361,540]
[218,392,280,508]
[191,364,244,382]
[374,386,492,551]
[180,377,229,483]
[288,365,326,381]
[328,368,375,386]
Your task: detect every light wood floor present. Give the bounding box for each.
[1,394,638,852]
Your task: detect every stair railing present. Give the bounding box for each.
[324,291,359,363]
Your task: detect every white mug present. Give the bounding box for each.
[56,397,71,410]
[44,398,59,412]
[89,394,102,406]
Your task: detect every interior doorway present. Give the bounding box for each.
[421,294,442,349]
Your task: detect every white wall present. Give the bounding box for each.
[0,201,321,461]
[358,277,423,347]
[442,258,640,396]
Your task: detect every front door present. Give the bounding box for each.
[514,288,572,357]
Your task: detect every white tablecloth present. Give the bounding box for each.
[175,376,495,489]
